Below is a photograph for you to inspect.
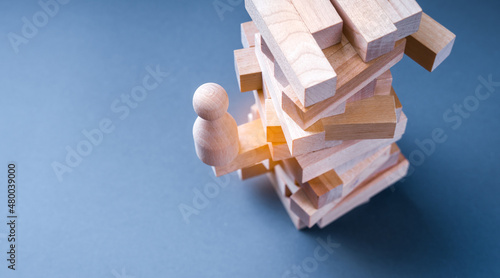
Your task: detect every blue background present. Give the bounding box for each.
[0,0,499,277]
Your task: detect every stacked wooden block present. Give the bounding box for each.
[193,0,455,229]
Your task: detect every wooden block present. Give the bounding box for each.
[302,169,343,209]
[374,70,392,95]
[266,172,306,230]
[318,154,409,227]
[269,142,293,161]
[369,143,401,176]
[275,164,301,197]
[238,161,269,180]
[391,87,403,121]
[255,34,343,157]
[330,0,397,62]
[376,0,422,40]
[346,79,376,103]
[405,13,456,72]
[213,119,271,176]
[322,95,397,141]
[291,0,343,49]
[280,37,406,129]
[294,112,407,183]
[241,21,259,48]
[246,0,337,107]
[339,145,391,196]
[250,103,259,120]
[265,99,286,143]
[234,48,262,92]
[290,145,395,227]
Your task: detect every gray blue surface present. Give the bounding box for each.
[0,0,499,277]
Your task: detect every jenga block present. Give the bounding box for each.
[294,112,407,183]
[339,145,391,196]
[250,103,259,120]
[290,145,395,227]
[374,70,393,95]
[275,164,300,197]
[241,21,259,48]
[269,142,293,161]
[302,169,343,209]
[330,0,397,62]
[255,34,343,157]
[213,119,271,176]
[234,48,262,92]
[291,0,343,49]
[265,99,286,143]
[405,13,456,72]
[322,95,397,141]
[238,161,269,180]
[346,79,376,103]
[246,0,337,107]
[281,37,406,129]
[318,154,409,227]
[391,87,403,121]
[370,143,401,176]
[266,172,306,230]
[376,0,422,40]
[334,142,387,175]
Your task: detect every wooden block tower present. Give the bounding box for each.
[193,0,455,229]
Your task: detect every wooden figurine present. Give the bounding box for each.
[193,83,239,166]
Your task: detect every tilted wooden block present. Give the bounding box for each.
[294,112,407,183]
[405,13,456,72]
[302,168,343,209]
[255,34,343,157]
[376,0,422,40]
[266,172,306,230]
[281,36,406,129]
[238,160,270,180]
[275,164,301,197]
[234,48,262,92]
[291,0,343,49]
[269,142,293,161]
[290,144,395,227]
[330,0,397,62]
[346,79,376,103]
[322,95,397,141]
[265,99,286,143]
[213,119,271,176]
[241,21,259,48]
[318,154,409,227]
[246,0,337,107]
[374,70,393,95]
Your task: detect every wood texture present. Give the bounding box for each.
[302,169,343,209]
[374,70,393,95]
[330,0,397,62]
[193,83,239,166]
[213,119,271,176]
[376,0,422,40]
[318,154,409,227]
[246,0,337,107]
[322,95,397,141]
[290,144,396,227]
[294,112,407,183]
[255,34,343,157]
[281,37,406,129]
[265,99,286,143]
[234,48,262,92]
[238,160,270,180]
[266,172,306,230]
[241,21,259,48]
[405,13,456,72]
[291,0,343,49]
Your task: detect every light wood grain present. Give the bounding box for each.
[241,21,259,48]
[234,48,262,92]
[318,154,409,227]
[376,0,422,40]
[213,119,271,176]
[291,0,343,49]
[246,0,337,107]
[330,0,397,62]
[405,13,456,72]
[281,37,406,129]
[322,95,397,141]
